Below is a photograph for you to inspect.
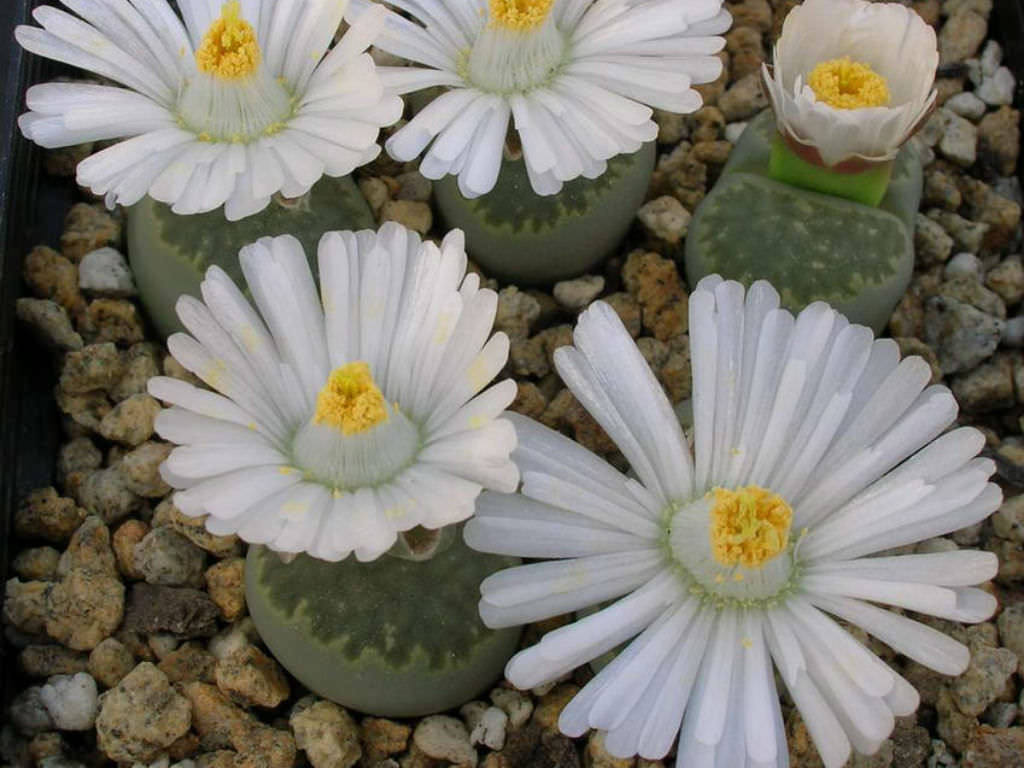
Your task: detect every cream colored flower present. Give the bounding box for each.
[761,0,937,168]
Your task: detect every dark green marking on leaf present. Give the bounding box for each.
[151,175,375,279]
[252,534,517,671]
[693,172,907,309]
[464,152,633,233]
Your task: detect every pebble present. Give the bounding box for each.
[362,718,412,762]
[976,67,1016,106]
[95,663,191,763]
[123,583,220,639]
[60,204,120,263]
[38,673,98,731]
[88,638,136,688]
[636,196,690,247]
[553,276,605,311]
[946,252,983,280]
[937,686,978,753]
[494,287,542,341]
[923,295,1004,374]
[148,632,181,660]
[151,500,241,559]
[158,642,217,685]
[56,437,102,494]
[724,25,764,80]
[75,466,143,525]
[983,702,1018,728]
[205,559,245,621]
[938,110,978,167]
[181,682,253,750]
[23,245,84,316]
[413,716,477,768]
[84,298,145,346]
[987,255,1024,305]
[208,618,261,660]
[939,274,1006,319]
[57,516,116,578]
[915,213,955,266]
[19,645,88,678]
[924,166,963,210]
[78,248,136,297]
[724,121,747,144]
[134,526,206,588]
[4,578,51,636]
[621,251,688,341]
[112,343,162,401]
[9,687,55,734]
[938,8,987,65]
[951,643,1018,715]
[946,91,987,121]
[215,645,290,708]
[981,39,1002,74]
[461,703,507,751]
[232,723,296,768]
[584,732,633,768]
[962,726,1024,766]
[98,393,161,446]
[16,488,88,544]
[112,519,149,579]
[380,200,432,236]
[717,72,768,122]
[395,172,432,203]
[359,177,390,217]
[290,700,362,768]
[45,569,125,651]
[490,688,533,729]
[978,107,1021,177]
[12,548,61,581]
[119,441,173,497]
[16,298,83,350]
[961,179,1022,251]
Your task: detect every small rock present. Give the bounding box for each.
[94,662,191,763]
[724,25,764,80]
[205,559,245,622]
[636,196,691,247]
[494,287,542,341]
[98,393,161,446]
[978,107,1020,176]
[123,583,220,639]
[9,687,55,734]
[75,466,143,525]
[987,256,1024,306]
[23,245,84,316]
[724,121,747,143]
[915,213,955,266]
[38,673,98,731]
[12,548,61,582]
[939,274,1006,318]
[937,686,979,753]
[413,716,476,768]
[148,633,181,660]
[208,618,261,661]
[60,203,120,263]
[946,91,987,121]
[490,688,533,730]
[45,569,125,651]
[359,177,390,216]
[380,200,432,235]
[952,354,1015,412]
[983,702,1018,728]
[924,165,963,210]
[621,251,688,341]
[290,700,361,768]
[56,437,102,494]
[88,638,136,688]
[215,646,290,709]
[602,292,642,338]
[112,519,150,579]
[689,106,724,143]
[937,109,978,167]
[361,718,411,762]
[231,722,296,768]
[510,381,547,420]
[961,179,1022,251]
[463,704,507,751]
[119,441,173,498]
[181,682,254,750]
[4,579,52,635]
[585,732,633,768]
[946,252,983,280]
[717,72,768,122]
[159,642,217,685]
[395,172,432,203]
[962,725,1024,767]
[57,516,116,578]
[938,9,987,65]
[16,299,83,350]
[19,645,89,678]
[997,602,1024,660]
[111,343,162,401]
[78,248,136,297]
[151,501,241,559]
[553,276,604,311]
[654,109,687,144]
[923,295,1004,374]
[951,644,1018,716]
[976,67,1016,107]
[134,526,206,588]
[84,298,145,346]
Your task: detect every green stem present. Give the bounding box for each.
[768,134,892,207]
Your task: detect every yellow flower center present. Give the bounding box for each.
[709,486,792,569]
[313,362,389,435]
[489,0,556,31]
[195,1,261,80]
[807,57,890,110]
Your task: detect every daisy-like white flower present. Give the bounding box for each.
[465,277,1000,767]
[760,0,937,170]
[148,223,519,562]
[16,0,402,220]
[346,0,730,197]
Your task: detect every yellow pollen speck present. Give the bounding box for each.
[741,637,753,649]
[733,572,745,582]
[808,57,890,110]
[489,0,555,30]
[196,1,261,80]
[710,486,792,569]
[279,466,295,475]
[314,361,389,435]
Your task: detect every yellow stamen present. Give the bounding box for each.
[489,0,555,31]
[808,56,890,110]
[195,1,261,80]
[314,362,389,435]
[709,486,792,569]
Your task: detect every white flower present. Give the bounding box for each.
[347,0,730,197]
[761,0,937,168]
[149,223,519,562]
[17,0,403,220]
[465,277,1000,767]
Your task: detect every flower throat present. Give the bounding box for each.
[465,0,566,93]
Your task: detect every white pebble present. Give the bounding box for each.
[39,673,98,731]
[78,247,137,298]
[1002,315,1024,347]
[553,275,605,311]
[981,40,1003,76]
[470,707,508,751]
[724,121,748,144]
[208,617,260,660]
[413,715,477,767]
[489,687,533,729]
[945,92,986,122]
[977,67,1016,107]
[945,252,983,280]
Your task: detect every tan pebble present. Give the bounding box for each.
[88,637,137,688]
[98,393,161,446]
[55,388,113,432]
[56,437,102,494]
[215,645,290,709]
[111,343,162,401]
[3,578,51,635]
[112,519,150,579]
[45,568,125,651]
[182,681,256,751]
[230,722,297,768]
[361,717,411,761]
[16,298,83,350]
[27,732,64,764]
[152,499,241,558]
[359,177,391,217]
[291,700,362,768]
[19,644,89,677]
[15,488,87,543]
[380,200,432,235]
[509,382,546,421]
[12,547,61,581]
[206,559,246,622]
[83,298,145,346]
[59,342,123,395]
[75,466,143,525]
[584,731,634,768]
[159,642,217,685]
[60,203,121,263]
[57,515,116,578]
[412,715,477,767]
[119,441,173,497]
[532,684,579,732]
[23,245,84,315]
